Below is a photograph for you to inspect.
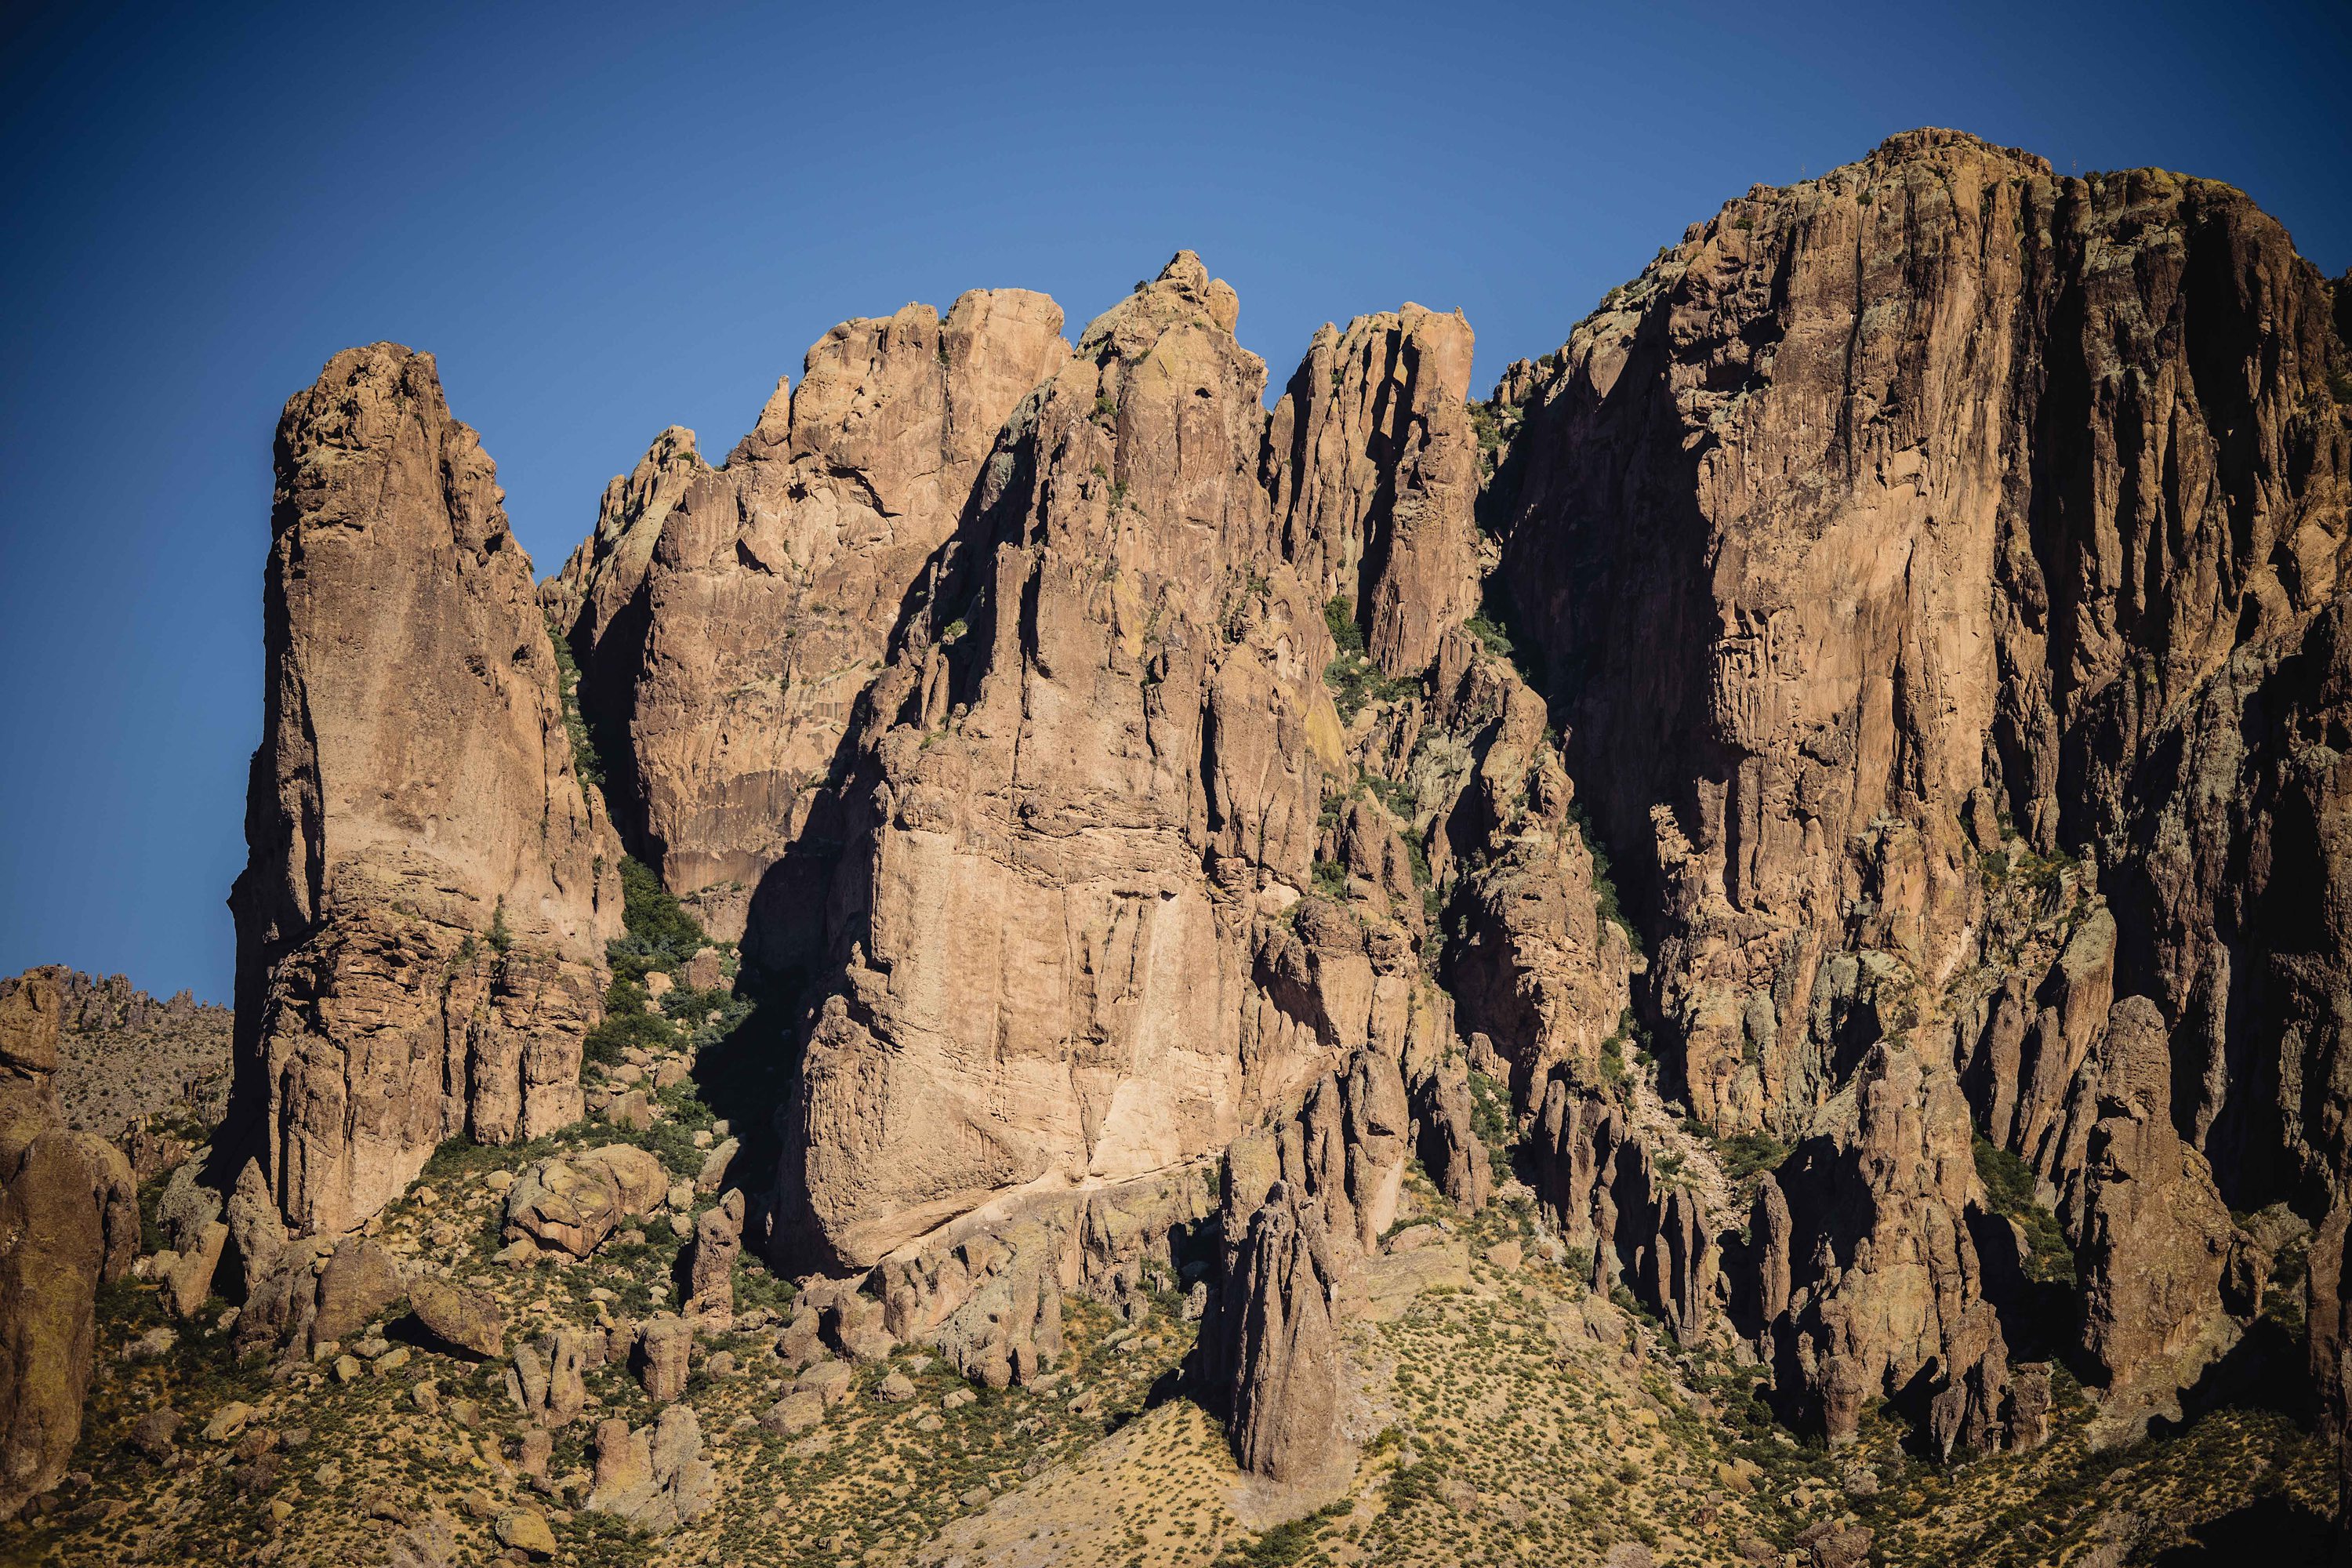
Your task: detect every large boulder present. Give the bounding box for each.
[409,1277,506,1359]
[501,1144,668,1257]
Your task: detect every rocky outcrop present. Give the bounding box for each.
[1486,126,2350,1436]
[0,967,140,1518]
[873,1163,1213,1390]
[1760,1043,2018,1446]
[1529,1080,1720,1345]
[586,1404,717,1534]
[1217,1180,1352,1487]
[499,1143,668,1258]
[1413,1053,1492,1212]
[1265,305,1484,676]
[230,344,622,1236]
[544,292,1070,953]
[781,253,1346,1270]
[2060,997,2235,1398]
[410,1276,506,1359]
[1497,128,2350,1150]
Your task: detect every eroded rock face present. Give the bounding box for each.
[782,254,1346,1269]
[1265,305,1484,677]
[1498,128,2350,1157]
[545,292,1071,954]
[0,968,140,1516]
[1218,1180,1352,1487]
[1486,127,2350,1436]
[230,344,622,1236]
[2062,997,2235,1397]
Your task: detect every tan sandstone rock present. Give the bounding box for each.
[229,344,622,1236]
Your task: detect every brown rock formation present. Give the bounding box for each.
[1486,126,2350,1435]
[2062,996,2235,1396]
[500,1143,668,1258]
[1265,305,1484,676]
[544,292,1070,954]
[230,344,622,1236]
[1218,1179,1353,1487]
[0,967,140,1517]
[782,253,1343,1269]
[1497,127,2350,1156]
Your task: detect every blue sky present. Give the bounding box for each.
[4,0,2347,1002]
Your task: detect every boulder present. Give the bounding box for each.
[634,1314,691,1402]
[501,1145,667,1258]
[409,1277,506,1359]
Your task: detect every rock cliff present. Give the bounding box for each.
[543,291,1070,958]
[228,344,622,1236]
[169,127,2352,1527]
[1486,127,2351,1436]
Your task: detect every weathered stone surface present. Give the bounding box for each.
[230,344,622,1236]
[585,1404,715,1534]
[2063,998,2235,1398]
[500,1144,667,1258]
[546,291,1071,953]
[781,253,1359,1270]
[225,1157,287,1301]
[1482,127,2352,1436]
[873,1165,1212,1390]
[408,1277,506,1359]
[0,967,140,1517]
[685,1189,744,1316]
[1218,1181,1352,1486]
[310,1236,404,1345]
[1497,129,2350,1150]
[1413,1053,1491,1213]
[634,1312,691,1402]
[1265,304,1483,676]
[164,1219,228,1318]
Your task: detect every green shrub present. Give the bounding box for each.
[544,613,605,790]
[1713,1130,1789,1185]
[1974,1137,2074,1283]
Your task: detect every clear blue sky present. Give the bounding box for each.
[4,0,2347,1004]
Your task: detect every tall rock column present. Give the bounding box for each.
[230,344,621,1236]
[1265,304,1484,676]
[1221,1180,1352,1488]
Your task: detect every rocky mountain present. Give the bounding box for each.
[6,128,2350,1563]
[47,971,232,1144]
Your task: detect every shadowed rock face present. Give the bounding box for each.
[205,125,2349,1486]
[0,967,139,1517]
[542,291,1071,959]
[1499,128,2350,1152]
[229,344,622,1236]
[1220,1180,1351,1487]
[1484,127,2351,1434]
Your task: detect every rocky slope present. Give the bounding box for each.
[6,125,2349,1559]
[49,971,232,1144]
